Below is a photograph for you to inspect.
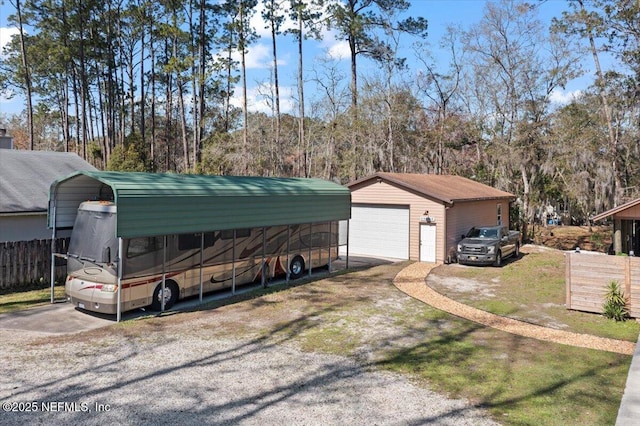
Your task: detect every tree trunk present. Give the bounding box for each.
[270,6,281,175]
[196,0,206,170]
[240,3,249,173]
[178,78,190,171]
[297,10,306,177]
[577,0,621,207]
[15,0,34,150]
[150,13,156,170]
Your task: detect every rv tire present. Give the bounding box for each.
[151,280,179,311]
[290,256,305,279]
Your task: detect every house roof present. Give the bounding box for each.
[49,171,351,238]
[0,150,96,215]
[347,172,515,205]
[592,198,640,221]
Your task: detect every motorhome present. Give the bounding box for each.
[65,200,338,314]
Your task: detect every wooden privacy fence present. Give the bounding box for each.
[0,238,69,290]
[566,252,640,318]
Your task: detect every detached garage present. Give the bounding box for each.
[347,173,515,263]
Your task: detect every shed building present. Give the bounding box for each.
[346,172,515,263]
[592,198,640,256]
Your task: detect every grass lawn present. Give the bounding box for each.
[191,255,635,426]
[0,285,66,314]
[428,245,640,342]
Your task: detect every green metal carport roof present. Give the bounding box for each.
[49,171,351,238]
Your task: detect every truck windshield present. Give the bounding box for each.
[466,228,498,239]
[68,208,118,271]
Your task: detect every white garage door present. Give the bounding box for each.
[348,204,410,259]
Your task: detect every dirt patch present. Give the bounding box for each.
[427,274,497,300]
[533,225,611,252]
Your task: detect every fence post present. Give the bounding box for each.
[625,256,631,305]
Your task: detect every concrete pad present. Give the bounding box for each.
[0,302,116,335]
[0,255,394,335]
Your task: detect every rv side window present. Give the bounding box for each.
[127,237,164,258]
[300,232,329,248]
[220,228,251,240]
[178,232,215,250]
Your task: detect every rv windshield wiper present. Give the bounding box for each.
[68,253,100,266]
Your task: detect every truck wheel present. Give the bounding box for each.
[493,251,502,267]
[290,256,305,279]
[151,281,179,311]
[515,243,520,258]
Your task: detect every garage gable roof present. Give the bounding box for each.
[49,171,351,238]
[348,172,515,205]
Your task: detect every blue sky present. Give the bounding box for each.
[0,0,591,118]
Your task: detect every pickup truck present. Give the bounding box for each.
[456,225,521,266]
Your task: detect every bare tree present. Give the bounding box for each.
[462,0,580,238]
[415,27,462,174]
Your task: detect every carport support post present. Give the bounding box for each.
[50,204,56,304]
[262,227,266,288]
[308,223,313,278]
[161,235,167,312]
[328,222,332,273]
[199,232,204,304]
[346,220,350,270]
[116,238,123,323]
[232,230,236,295]
[286,226,291,284]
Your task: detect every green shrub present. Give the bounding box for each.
[602,281,629,321]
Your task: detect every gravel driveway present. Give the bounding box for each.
[1,264,499,425]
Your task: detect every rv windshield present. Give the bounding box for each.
[68,207,118,270]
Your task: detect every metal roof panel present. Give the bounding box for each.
[49,171,351,238]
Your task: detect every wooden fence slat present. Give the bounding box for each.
[0,238,70,290]
[566,252,640,318]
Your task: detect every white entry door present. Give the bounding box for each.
[420,223,436,263]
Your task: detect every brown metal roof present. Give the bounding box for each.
[592,198,640,221]
[347,172,515,205]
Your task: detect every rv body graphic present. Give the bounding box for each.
[65,201,338,314]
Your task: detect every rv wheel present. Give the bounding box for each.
[289,256,305,279]
[151,281,179,311]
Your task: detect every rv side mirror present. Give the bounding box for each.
[103,247,111,264]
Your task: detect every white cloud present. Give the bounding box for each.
[550,88,582,105]
[229,42,288,70]
[243,43,272,69]
[325,38,350,60]
[0,27,19,56]
[230,83,297,114]
[250,1,297,39]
